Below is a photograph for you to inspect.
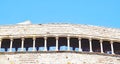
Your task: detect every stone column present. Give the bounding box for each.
[33,37,36,51]
[9,38,13,52]
[21,38,24,51]
[100,39,104,53]
[44,37,47,51]
[78,37,82,51]
[0,39,2,49]
[67,37,70,51]
[89,38,93,52]
[110,41,114,54]
[56,37,59,51]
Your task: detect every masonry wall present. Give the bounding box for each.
[0,52,120,64]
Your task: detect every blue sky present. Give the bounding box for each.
[0,0,120,28]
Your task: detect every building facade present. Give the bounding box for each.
[0,23,120,64]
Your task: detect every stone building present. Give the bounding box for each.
[0,23,120,64]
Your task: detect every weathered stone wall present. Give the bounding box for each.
[0,24,120,41]
[0,52,119,64]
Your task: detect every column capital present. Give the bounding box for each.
[67,36,70,39]
[44,37,47,40]
[110,40,114,44]
[78,37,81,40]
[89,38,92,41]
[33,37,36,40]
[56,37,59,40]
[10,38,13,41]
[100,39,103,43]
[21,38,24,40]
[10,36,13,40]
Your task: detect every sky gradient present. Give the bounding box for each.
[0,0,120,28]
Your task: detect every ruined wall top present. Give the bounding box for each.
[0,23,120,41]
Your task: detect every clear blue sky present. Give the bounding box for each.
[0,0,120,28]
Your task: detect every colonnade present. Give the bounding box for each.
[0,36,118,55]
